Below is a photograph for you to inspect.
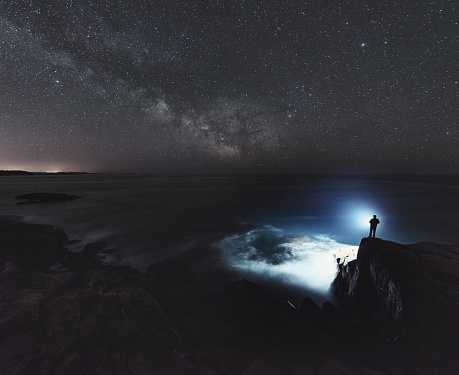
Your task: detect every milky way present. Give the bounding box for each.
[1,0,457,173]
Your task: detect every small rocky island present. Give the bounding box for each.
[0,216,458,374]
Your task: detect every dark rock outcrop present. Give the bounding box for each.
[333,237,459,374]
[2,217,458,374]
[0,217,68,272]
[15,193,80,204]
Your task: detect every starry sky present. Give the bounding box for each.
[1,0,458,173]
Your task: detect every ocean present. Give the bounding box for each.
[1,173,458,306]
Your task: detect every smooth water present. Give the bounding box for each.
[1,174,458,306]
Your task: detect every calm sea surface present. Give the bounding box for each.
[1,174,458,305]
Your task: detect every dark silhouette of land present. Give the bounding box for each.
[0,170,90,176]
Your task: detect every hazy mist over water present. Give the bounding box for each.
[1,174,458,305]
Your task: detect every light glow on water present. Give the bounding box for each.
[218,225,358,295]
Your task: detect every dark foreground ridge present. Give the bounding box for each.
[0,217,458,374]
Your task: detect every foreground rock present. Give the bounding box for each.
[0,217,68,272]
[0,217,386,374]
[333,237,459,374]
[1,217,457,374]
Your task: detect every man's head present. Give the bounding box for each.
[373,215,377,218]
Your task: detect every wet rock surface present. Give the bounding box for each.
[1,217,458,374]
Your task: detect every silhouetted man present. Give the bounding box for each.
[369,215,380,238]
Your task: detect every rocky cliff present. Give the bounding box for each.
[333,237,459,374]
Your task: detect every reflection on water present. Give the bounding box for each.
[218,225,358,297]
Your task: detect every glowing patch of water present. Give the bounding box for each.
[218,225,358,294]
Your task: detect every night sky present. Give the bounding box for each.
[1,0,458,173]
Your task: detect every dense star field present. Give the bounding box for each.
[1,0,457,173]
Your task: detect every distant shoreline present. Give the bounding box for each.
[1,170,458,180]
[0,170,91,176]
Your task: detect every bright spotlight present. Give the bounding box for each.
[343,203,379,231]
[357,211,375,229]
